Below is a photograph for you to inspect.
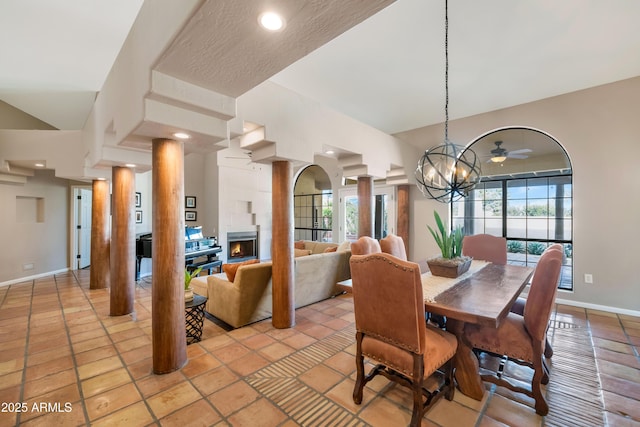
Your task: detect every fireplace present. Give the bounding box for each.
[227,231,258,263]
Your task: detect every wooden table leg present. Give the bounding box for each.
[446,318,486,400]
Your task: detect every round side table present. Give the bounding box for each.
[185,294,207,344]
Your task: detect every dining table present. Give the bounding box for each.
[422,260,534,400]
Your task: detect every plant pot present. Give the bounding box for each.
[427,256,472,278]
[185,287,194,302]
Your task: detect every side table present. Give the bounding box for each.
[185,294,207,344]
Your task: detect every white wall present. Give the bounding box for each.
[0,170,70,283]
[398,76,640,313]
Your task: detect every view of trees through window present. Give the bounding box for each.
[452,174,573,290]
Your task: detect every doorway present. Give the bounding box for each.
[72,186,92,269]
[338,185,396,242]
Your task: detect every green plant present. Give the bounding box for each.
[507,240,525,254]
[427,210,464,259]
[184,267,202,290]
[526,242,547,256]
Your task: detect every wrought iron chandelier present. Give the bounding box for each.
[415,0,481,203]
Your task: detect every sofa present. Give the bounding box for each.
[190,240,351,328]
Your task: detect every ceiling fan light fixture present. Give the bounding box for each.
[490,155,507,163]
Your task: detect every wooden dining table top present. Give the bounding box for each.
[423,263,534,328]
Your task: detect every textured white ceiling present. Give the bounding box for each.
[2,0,640,135]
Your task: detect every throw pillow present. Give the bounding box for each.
[337,240,351,252]
[294,240,306,250]
[294,248,312,257]
[222,259,260,282]
[324,246,338,253]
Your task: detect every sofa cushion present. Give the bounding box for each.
[324,246,337,253]
[295,240,306,250]
[337,240,351,252]
[222,259,260,282]
[294,248,312,257]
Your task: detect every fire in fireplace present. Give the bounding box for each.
[227,231,258,263]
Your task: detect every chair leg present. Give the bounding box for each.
[445,359,455,401]
[409,381,423,427]
[544,337,553,358]
[353,333,365,404]
[531,352,549,416]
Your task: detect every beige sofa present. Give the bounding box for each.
[190,240,351,328]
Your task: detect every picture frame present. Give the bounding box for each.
[185,196,196,208]
[135,210,143,223]
[185,211,197,221]
[135,192,141,207]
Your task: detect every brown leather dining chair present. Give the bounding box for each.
[350,236,381,255]
[510,243,564,358]
[461,234,507,265]
[462,247,563,415]
[350,252,458,426]
[380,233,407,260]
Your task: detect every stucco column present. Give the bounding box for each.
[110,167,135,315]
[272,160,295,328]
[151,138,187,374]
[397,184,410,257]
[357,176,373,238]
[90,179,110,289]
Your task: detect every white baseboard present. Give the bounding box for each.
[555,297,640,318]
[0,268,70,288]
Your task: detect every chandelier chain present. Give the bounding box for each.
[444,0,449,141]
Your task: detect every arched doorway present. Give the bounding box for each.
[456,127,573,290]
[293,165,333,242]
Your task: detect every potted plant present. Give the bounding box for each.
[184,267,202,302]
[426,210,472,278]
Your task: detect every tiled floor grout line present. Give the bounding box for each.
[15,280,34,426]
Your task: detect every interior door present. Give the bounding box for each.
[76,188,92,269]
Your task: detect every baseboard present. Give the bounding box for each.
[0,268,70,288]
[555,297,640,317]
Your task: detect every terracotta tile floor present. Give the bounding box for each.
[0,270,638,426]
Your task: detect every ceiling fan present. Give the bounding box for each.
[488,141,531,163]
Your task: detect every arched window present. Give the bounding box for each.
[294,165,333,242]
[455,127,573,290]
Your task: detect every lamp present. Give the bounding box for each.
[415,0,480,203]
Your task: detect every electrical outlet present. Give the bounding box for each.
[584,273,593,284]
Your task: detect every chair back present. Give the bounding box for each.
[350,236,381,255]
[380,234,407,261]
[524,248,563,341]
[462,234,507,265]
[350,253,426,354]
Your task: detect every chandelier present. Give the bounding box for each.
[415,0,481,203]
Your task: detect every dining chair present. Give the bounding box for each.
[461,234,507,265]
[380,233,407,260]
[463,247,563,415]
[350,252,458,426]
[510,243,564,358]
[350,236,381,255]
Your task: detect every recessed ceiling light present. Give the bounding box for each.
[258,12,285,31]
[125,163,136,168]
[325,150,335,155]
[173,132,190,139]
[34,163,45,167]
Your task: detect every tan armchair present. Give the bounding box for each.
[380,233,407,260]
[463,247,563,415]
[350,252,457,426]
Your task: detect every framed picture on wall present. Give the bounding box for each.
[135,192,142,207]
[185,211,197,221]
[185,196,196,208]
[136,210,143,223]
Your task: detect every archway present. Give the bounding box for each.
[293,165,333,242]
[457,127,573,289]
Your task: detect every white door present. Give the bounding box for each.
[75,188,92,269]
[338,185,396,242]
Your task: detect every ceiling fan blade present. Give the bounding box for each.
[507,153,529,159]
[509,148,532,154]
